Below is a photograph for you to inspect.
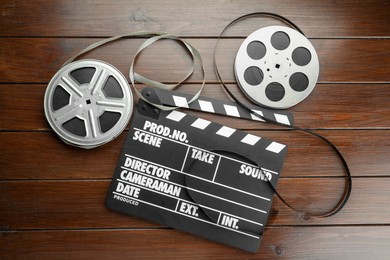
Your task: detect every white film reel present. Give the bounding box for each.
[234,26,319,109]
[44,59,133,149]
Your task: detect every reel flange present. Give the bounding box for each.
[234,26,319,109]
[44,59,133,149]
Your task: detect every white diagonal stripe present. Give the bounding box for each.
[250,109,265,122]
[266,142,286,153]
[223,104,240,117]
[198,100,215,113]
[172,95,189,108]
[216,126,236,138]
[241,134,261,145]
[191,118,211,130]
[275,114,290,125]
[166,110,186,122]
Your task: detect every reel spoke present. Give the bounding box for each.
[87,109,99,138]
[60,74,83,98]
[53,104,81,125]
[90,67,107,95]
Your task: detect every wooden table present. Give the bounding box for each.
[1,1,390,258]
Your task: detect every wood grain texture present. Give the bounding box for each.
[1,130,389,179]
[1,83,390,130]
[1,38,390,83]
[2,227,390,259]
[1,0,389,258]
[1,0,389,37]
[0,178,389,230]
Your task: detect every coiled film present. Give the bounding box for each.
[44,59,133,149]
[234,26,319,109]
[44,33,206,149]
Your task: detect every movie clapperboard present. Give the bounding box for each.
[105,88,291,252]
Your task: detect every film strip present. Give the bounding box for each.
[106,97,287,252]
[43,12,351,252]
[214,12,351,219]
[43,60,294,149]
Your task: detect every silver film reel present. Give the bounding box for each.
[235,26,319,109]
[44,60,133,148]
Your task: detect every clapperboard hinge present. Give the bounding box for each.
[106,89,287,252]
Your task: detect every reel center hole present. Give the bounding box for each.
[275,64,280,69]
[86,99,91,105]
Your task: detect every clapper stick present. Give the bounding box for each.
[141,87,294,126]
[106,99,287,252]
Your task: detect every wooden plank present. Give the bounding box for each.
[0,180,155,230]
[0,178,388,229]
[1,227,390,258]
[1,130,388,179]
[0,132,123,179]
[1,83,389,130]
[1,0,389,37]
[1,38,390,83]
[1,1,388,258]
